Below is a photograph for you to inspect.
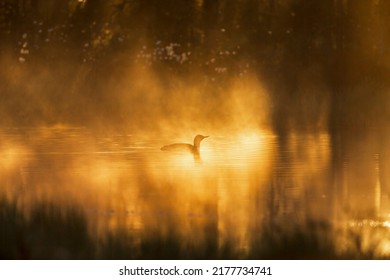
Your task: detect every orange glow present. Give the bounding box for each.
[0,146,24,172]
[0,0,389,260]
[1,125,389,258]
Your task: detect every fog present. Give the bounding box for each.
[0,1,304,132]
[1,0,390,259]
[1,1,388,133]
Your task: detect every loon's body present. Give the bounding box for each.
[161,135,209,160]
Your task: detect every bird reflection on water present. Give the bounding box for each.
[161,135,209,161]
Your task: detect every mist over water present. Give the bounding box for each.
[1,0,390,259]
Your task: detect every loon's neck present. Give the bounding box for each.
[192,144,200,155]
[193,135,207,156]
[193,139,201,150]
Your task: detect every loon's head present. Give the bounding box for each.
[193,135,209,147]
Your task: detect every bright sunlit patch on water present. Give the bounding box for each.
[227,132,265,168]
[238,131,263,145]
[0,144,31,172]
[88,161,117,186]
[208,130,275,172]
[167,153,199,169]
[0,147,21,171]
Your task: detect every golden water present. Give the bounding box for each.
[1,126,389,258]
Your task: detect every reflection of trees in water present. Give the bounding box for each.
[2,195,390,259]
[0,199,94,259]
[260,130,390,259]
[331,128,390,220]
[265,133,332,223]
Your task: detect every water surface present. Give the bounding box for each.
[1,126,389,259]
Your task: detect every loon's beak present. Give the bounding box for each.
[203,136,209,139]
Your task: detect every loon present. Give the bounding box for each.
[161,135,209,160]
